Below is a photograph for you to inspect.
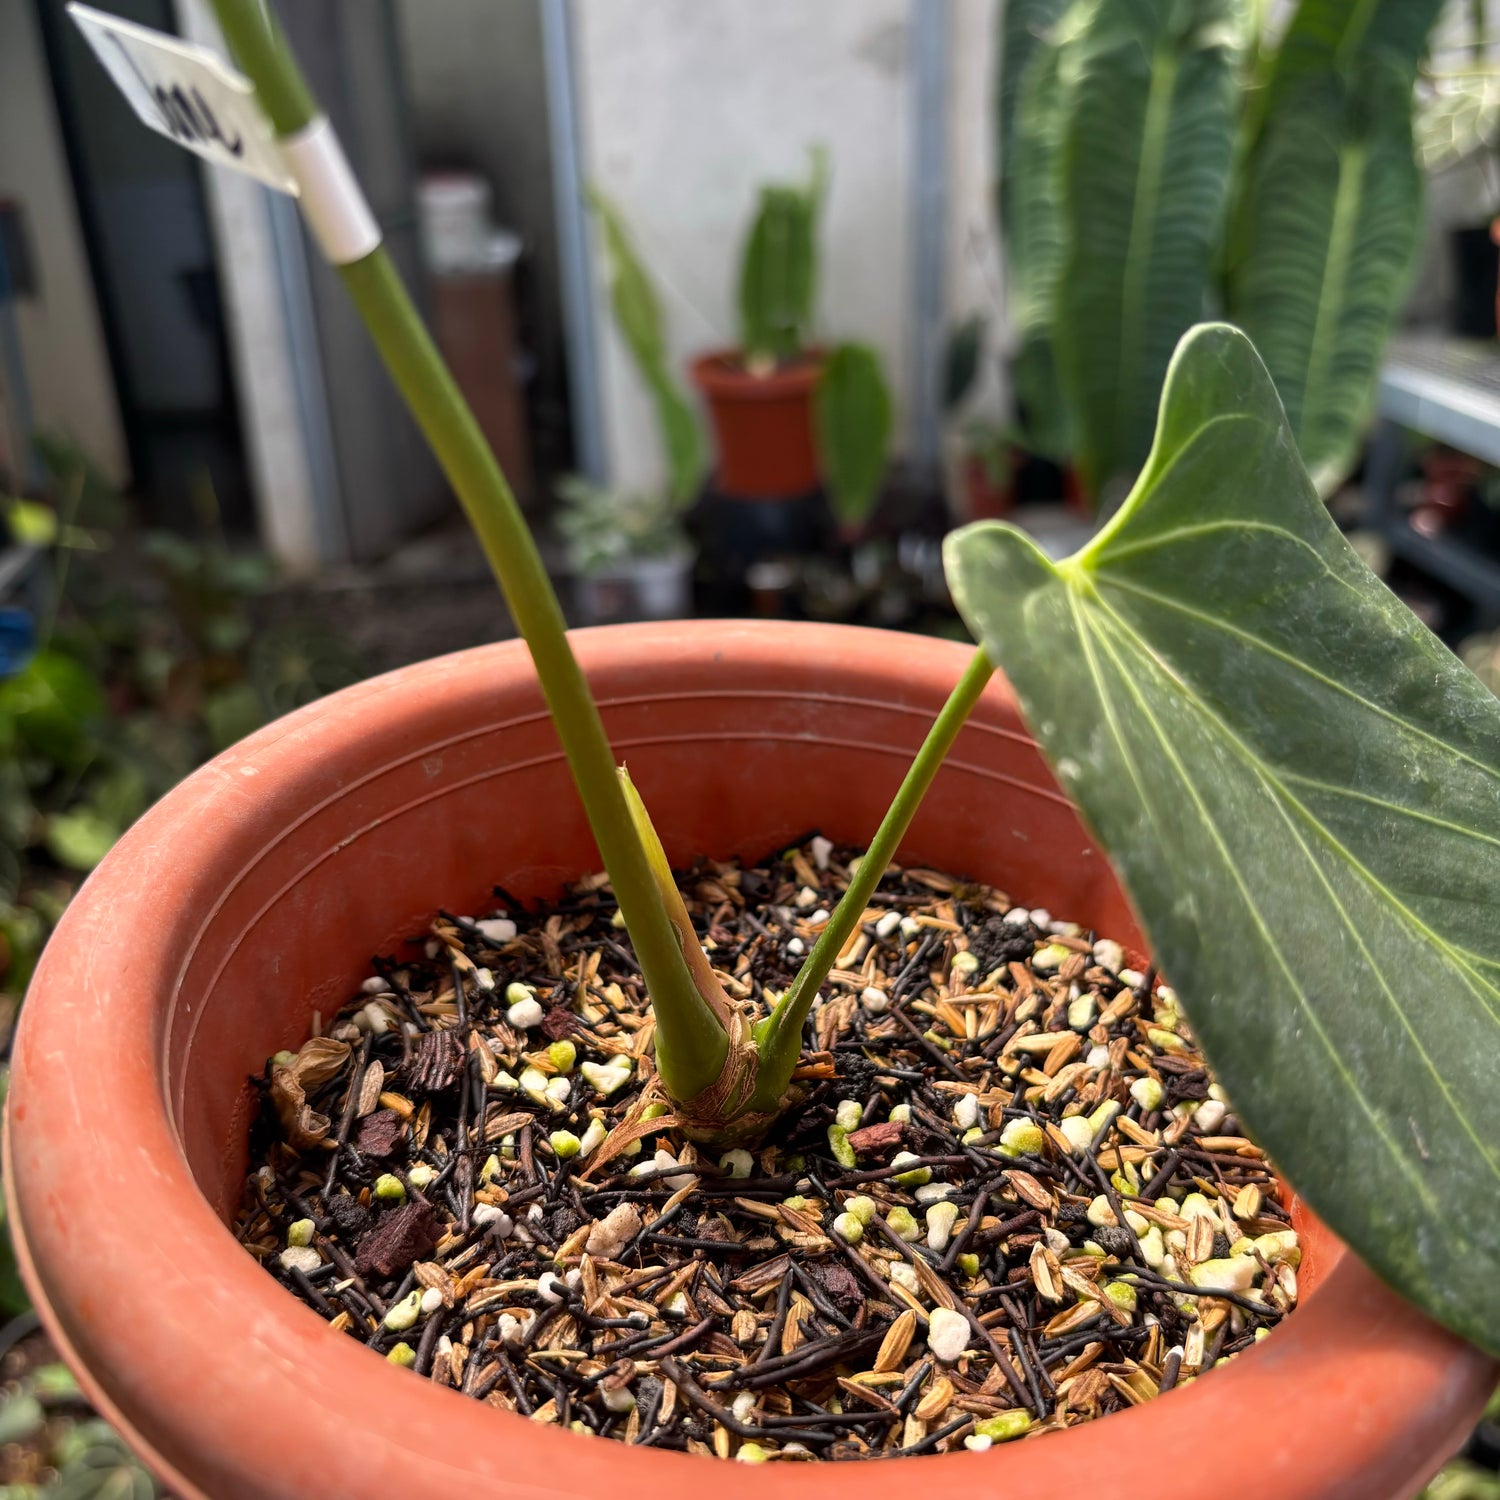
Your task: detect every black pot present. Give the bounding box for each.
[1449,223,1499,339]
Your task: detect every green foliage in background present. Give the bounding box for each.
[1000,0,1444,503]
[0,445,366,1001]
[588,190,704,506]
[1225,0,1447,492]
[1053,0,1239,502]
[738,148,826,367]
[814,343,894,525]
[997,0,1072,460]
[588,164,895,532]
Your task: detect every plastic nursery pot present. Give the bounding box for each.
[7,621,1496,1500]
[691,348,823,500]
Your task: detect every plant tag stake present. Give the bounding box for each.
[67,5,296,193]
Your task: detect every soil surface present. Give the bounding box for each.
[238,839,1297,1461]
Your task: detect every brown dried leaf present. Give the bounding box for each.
[267,1065,332,1150]
[356,1060,385,1118]
[289,1036,351,1089]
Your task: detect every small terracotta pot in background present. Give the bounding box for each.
[7,621,1496,1499]
[690,349,822,499]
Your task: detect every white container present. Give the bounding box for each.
[419,172,500,275]
[576,549,694,625]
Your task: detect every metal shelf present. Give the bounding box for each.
[1367,335,1500,617]
[1379,335,1500,468]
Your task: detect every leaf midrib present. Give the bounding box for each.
[1086,594,1500,1186]
[1112,41,1181,484]
[1299,136,1369,457]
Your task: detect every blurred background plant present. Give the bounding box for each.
[0,436,365,1024]
[0,1341,159,1499]
[996,0,1446,507]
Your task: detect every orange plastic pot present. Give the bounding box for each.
[691,349,822,499]
[6,622,1495,1499]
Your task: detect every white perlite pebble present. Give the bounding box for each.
[475,917,517,943]
[1092,938,1125,973]
[926,1307,971,1363]
[537,1271,566,1304]
[360,975,388,994]
[786,937,805,956]
[355,1000,392,1034]
[810,835,834,871]
[889,1262,922,1295]
[506,997,545,1030]
[498,1313,531,1347]
[586,1202,643,1258]
[875,910,902,940]
[719,1148,754,1179]
[278,1246,321,1275]
[472,1204,514,1236]
[1002,907,1030,926]
[953,1093,980,1131]
[860,986,889,1013]
[581,1059,632,1095]
[420,1287,443,1314]
[1194,1099,1228,1132]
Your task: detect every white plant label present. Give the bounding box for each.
[67,4,296,193]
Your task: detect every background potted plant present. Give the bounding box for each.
[997,0,1447,509]
[689,152,893,526]
[6,3,1500,1496]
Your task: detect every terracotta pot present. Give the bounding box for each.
[959,452,1017,521]
[691,349,822,500]
[7,621,1495,1499]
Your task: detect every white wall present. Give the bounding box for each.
[0,2,128,484]
[574,0,916,493]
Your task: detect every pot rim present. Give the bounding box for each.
[7,621,1495,1500]
[690,348,824,398]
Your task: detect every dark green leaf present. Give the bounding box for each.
[942,314,985,415]
[996,0,1069,236]
[814,343,893,526]
[737,152,824,365]
[946,323,1500,1357]
[1224,57,1428,493]
[1003,37,1072,460]
[1264,0,1444,108]
[588,190,704,504]
[1053,0,1239,500]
